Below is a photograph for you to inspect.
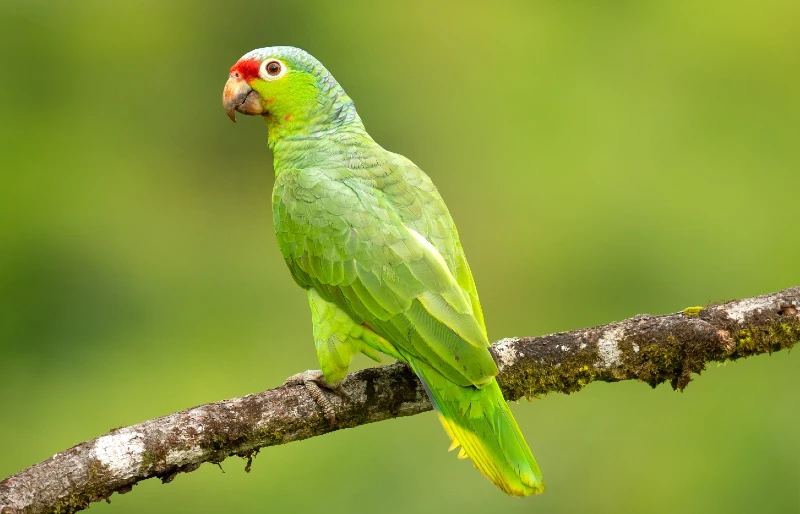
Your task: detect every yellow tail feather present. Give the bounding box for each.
[411,359,545,496]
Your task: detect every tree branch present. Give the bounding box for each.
[2,286,798,514]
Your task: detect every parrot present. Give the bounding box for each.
[222,46,544,497]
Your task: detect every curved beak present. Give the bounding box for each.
[222,77,265,122]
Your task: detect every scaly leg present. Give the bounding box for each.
[284,369,345,426]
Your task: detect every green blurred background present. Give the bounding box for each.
[1,0,798,512]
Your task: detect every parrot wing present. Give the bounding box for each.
[377,152,488,338]
[273,166,497,386]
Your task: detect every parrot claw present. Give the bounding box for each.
[284,369,344,427]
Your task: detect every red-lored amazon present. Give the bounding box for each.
[223,46,544,496]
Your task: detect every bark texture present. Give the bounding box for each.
[2,286,798,514]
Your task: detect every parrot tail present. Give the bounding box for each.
[408,358,545,497]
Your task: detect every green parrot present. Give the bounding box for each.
[223,46,544,497]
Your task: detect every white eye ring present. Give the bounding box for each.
[259,59,287,81]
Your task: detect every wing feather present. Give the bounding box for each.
[274,164,495,386]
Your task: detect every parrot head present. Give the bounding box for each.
[223,46,359,136]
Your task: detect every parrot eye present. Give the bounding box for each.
[260,59,287,81]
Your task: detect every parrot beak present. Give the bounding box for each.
[223,77,264,123]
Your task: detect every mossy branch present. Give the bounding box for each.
[2,286,798,514]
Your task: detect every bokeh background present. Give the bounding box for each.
[1,0,798,512]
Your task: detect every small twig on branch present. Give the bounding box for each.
[1,286,798,514]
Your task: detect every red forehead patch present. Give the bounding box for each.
[230,58,260,81]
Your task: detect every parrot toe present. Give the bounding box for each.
[284,369,346,426]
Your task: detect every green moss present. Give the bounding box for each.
[49,460,116,514]
[499,307,799,403]
[498,348,600,401]
[623,335,688,388]
[52,493,97,514]
[88,460,103,478]
[239,448,260,473]
[737,329,754,351]
[139,449,162,471]
[683,306,704,317]
[732,318,799,356]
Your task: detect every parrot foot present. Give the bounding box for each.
[284,369,345,427]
